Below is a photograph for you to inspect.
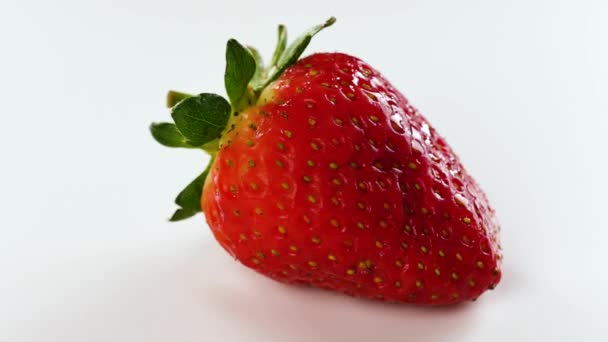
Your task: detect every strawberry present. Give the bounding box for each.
[151,17,502,305]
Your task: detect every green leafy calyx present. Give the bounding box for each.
[150,17,336,221]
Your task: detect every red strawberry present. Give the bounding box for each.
[151,18,502,305]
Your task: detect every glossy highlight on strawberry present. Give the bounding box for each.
[151,18,502,305]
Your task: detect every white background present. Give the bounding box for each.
[1,0,607,341]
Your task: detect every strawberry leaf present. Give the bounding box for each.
[169,164,211,221]
[270,24,287,67]
[171,93,231,146]
[248,46,266,89]
[170,209,198,222]
[150,122,197,148]
[166,90,192,108]
[224,39,256,108]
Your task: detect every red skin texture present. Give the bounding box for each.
[203,53,502,305]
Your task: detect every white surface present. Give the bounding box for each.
[1,0,607,341]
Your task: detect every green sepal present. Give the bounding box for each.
[170,93,231,146]
[149,122,197,148]
[169,162,212,221]
[248,46,266,89]
[258,17,335,91]
[224,39,256,109]
[166,90,192,108]
[170,209,198,222]
[270,25,287,67]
